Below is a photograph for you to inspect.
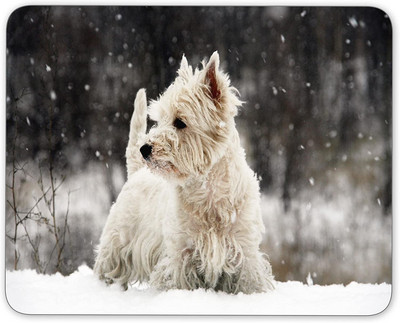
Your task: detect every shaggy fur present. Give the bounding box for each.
[94,52,274,294]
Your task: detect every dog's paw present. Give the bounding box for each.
[121,282,128,291]
[104,277,114,286]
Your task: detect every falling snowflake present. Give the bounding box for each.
[329,130,337,138]
[50,90,57,101]
[348,16,358,28]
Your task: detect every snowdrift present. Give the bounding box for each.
[6,265,391,315]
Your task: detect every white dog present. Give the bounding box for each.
[94,52,274,294]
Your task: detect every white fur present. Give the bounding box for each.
[94,52,274,294]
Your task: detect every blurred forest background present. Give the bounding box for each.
[6,6,392,285]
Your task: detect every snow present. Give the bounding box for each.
[306,272,313,286]
[348,16,358,28]
[6,266,391,315]
[50,90,57,101]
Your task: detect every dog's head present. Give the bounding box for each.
[140,51,242,181]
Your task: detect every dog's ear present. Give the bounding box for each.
[177,54,192,82]
[203,51,222,102]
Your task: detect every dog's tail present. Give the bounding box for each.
[126,88,147,178]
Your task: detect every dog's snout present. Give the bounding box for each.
[140,144,152,160]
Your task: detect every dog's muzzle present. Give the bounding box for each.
[140,144,152,160]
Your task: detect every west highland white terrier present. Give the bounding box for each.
[94,52,274,294]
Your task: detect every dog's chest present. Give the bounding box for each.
[178,161,238,230]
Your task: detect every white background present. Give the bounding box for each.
[1,0,398,322]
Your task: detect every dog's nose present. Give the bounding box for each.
[140,144,152,160]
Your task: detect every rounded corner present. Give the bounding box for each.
[4,287,30,316]
[6,5,35,33]
[370,284,393,316]
[364,6,393,33]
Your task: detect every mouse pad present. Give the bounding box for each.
[5,6,392,315]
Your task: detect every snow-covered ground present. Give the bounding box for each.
[6,265,390,315]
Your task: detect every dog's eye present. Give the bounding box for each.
[173,118,187,129]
